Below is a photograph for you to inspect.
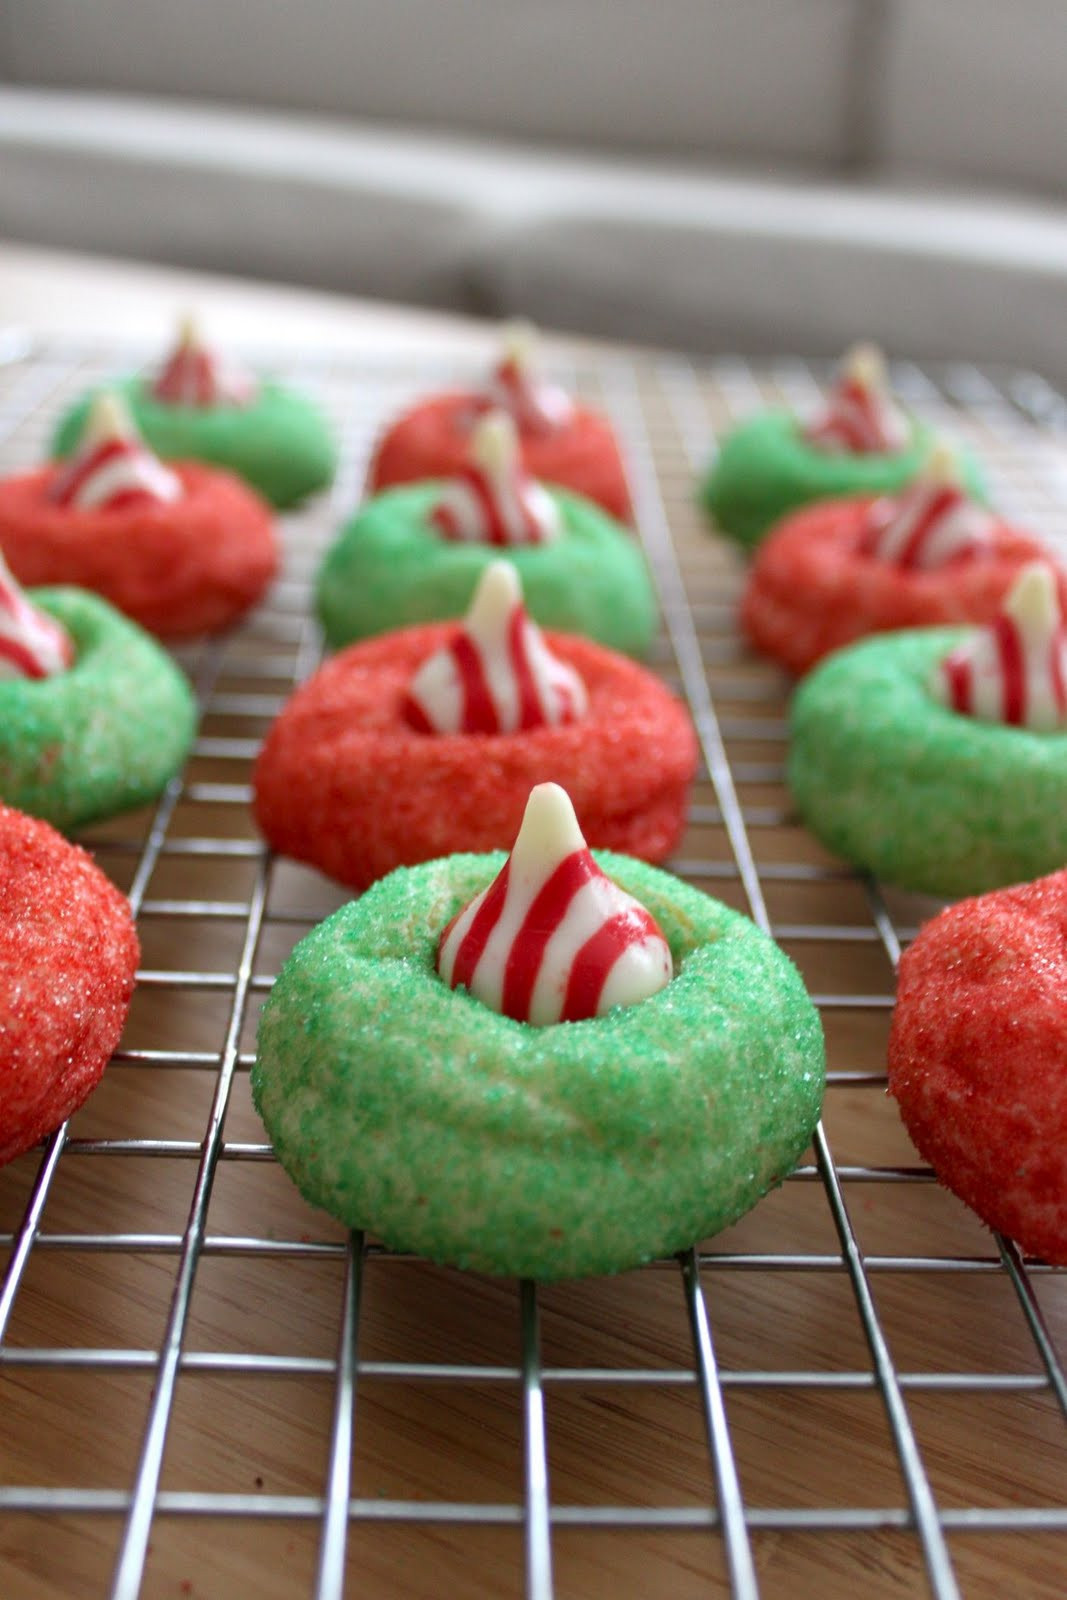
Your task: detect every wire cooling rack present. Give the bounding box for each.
[0,334,1065,1600]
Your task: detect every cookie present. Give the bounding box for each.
[1,394,277,639]
[888,868,1067,1263]
[368,322,631,521]
[317,479,656,658]
[743,460,1062,675]
[253,785,824,1279]
[788,567,1067,897]
[256,563,695,888]
[51,319,335,509]
[701,345,985,551]
[0,585,196,831]
[0,802,139,1164]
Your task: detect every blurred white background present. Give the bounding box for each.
[2,1,1066,374]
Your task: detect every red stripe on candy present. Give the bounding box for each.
[400,692,435,734]
[841,381,884,451]
[459,465,509,545]
[495,358,521,403]
[810,379,891,454]
[448,861,512,992]
[195,350,213,405]
[1050,630,1067,718]
[895,487,961,569]
[943,651,973,714]
[451,632,499,733]
[430,502,461,538]
[994,614,1026,725]
[561,908,660,1023]
[507,605,543,730]
[100,488,161,511]
[0,634,49,679]
[156,347,218,405]
[50,438,133,505]
[501,850,594,1021]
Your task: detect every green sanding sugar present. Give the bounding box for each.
[53,379,336,509]
[700,411,985,551]
[789,627,1067,897]
[253,851,825,1280]
[315,482,658,659]
[0,587,196,831]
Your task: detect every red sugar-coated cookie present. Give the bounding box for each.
[254,626,697,890]
[368,393,633,523]
[0,803,139,1165]
[742,499,1065,676]
[0,463,278,640]
[888,869,1067,1264]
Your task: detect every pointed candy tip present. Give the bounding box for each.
[466,560,522,632]
[85,390,137,446]
[175,311,202,349]
[499,318,539,370]
[513,782,587,865]
[1006,562,1060,631]
[922,441,960,485]
[471,409,519,475]
[842,342,888,390]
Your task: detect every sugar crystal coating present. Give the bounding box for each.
[0,587,196,830]
[253,850,824,1280]
[788,626,1067,896]
[889,868,1067,1263]
[0,802,139,1164]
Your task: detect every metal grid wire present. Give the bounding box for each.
[0,332,1064,1600]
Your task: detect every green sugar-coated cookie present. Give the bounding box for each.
[253,851,824,1280]
[789,628,1067,898]
[315,483,658,658]
[53,379,336,509]
[700,412,986,552]
[0,588,196,831]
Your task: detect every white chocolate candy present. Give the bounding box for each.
[430,411,562,545]
[0,550,73,680]
[437,782,673,1026]
[484,320,575,433]
[151,313,256,407]
[49,392,182,510]
[805,343,911,455]
[402,560,587,735]
[934,562,1067,731]
[861,444,993,569]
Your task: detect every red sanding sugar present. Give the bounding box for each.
[0,804,139,1164]
[888,869,1067,1264]
[368,393,633,523]
[254,624,696,890]
[0,463,277,639]
[742,499,1065,676]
